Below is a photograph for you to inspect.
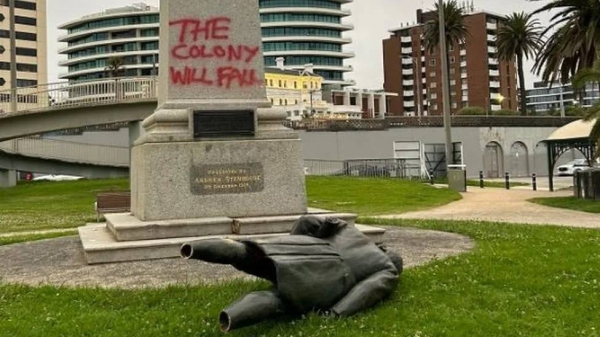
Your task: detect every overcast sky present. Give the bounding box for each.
[46,0,553,88]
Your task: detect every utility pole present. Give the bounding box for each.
[439,0,454,168]
[9,0,17,113]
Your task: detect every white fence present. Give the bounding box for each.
[0,77,158,114]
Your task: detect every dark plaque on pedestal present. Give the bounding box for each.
[193,110,255,138]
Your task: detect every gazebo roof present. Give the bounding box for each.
[546,118,597,141]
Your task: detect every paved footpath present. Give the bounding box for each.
[380,187,600,229]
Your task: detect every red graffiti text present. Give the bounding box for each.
[168,16,262,89]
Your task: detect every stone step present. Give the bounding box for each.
[79,223,386,265]
[106,211,357,242]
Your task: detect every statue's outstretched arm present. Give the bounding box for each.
[330,263,399,317]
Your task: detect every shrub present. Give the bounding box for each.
[457,106,486,115]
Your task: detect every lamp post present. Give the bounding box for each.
[9,0,17,113]
[438,0,454,168]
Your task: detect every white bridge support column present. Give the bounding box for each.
[0,169,17,188]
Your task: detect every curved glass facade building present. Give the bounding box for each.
[260,0,354,86]
[58,3,160,82]
[59,1,354,85]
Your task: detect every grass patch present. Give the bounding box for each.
[307,176,461,215]
[530,196,600,214]
[0,177,460,234]
[1,220,600,336]
[0,231,78,246]
[0,179,128,234]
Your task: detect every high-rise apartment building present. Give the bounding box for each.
[59,1,354,86]
[383,8,518,116]
[0,0,48,111]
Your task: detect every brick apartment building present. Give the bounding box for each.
[383,8,518,116]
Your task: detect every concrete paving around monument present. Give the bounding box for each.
[0,226,474,289]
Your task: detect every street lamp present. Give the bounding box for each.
[402,55,422,117]
[438,0,454,168]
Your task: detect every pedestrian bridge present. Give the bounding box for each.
[0,77,159,142]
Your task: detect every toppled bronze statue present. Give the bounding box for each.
[181,215,403,332]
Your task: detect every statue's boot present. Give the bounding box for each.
[181,239,248,265]
[220,290,286,332]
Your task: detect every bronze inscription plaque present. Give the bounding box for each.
[191,163,264,195]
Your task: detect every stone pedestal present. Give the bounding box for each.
[131,138,307,221]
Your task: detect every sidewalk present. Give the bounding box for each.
[380,187,600,229]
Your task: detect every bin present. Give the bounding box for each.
[447,165,467,192]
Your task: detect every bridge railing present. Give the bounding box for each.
[0,77,158,114]
[0,137,130,167]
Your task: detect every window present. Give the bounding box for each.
[450,80,456,86]
[16,47,36,56]
[269,79,273,87]
[15,16,36,26]
[429,71,436,77]
[431,93,438,100]
[452,102,458,109]
[429,59,436,66]
[278,80,282,87]
[449,56,455,64]
[16,31,36,41]
[17,79,37,87]
[432,104,438,111]
[430,82,437,89]
[294,82,297,89]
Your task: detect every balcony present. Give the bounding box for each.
[487,34,496,41]
[489,58,499,65]
[404,101,415,108]
[401,36,412,43]
[403,90,415,96]
[489,69,500,76]
[488,46,497,54]
[462,96,469,102]
[461,72,467,79]
[460,61,467,68]
[402,68,414,75]
[460,49,466,56]
[491,104,502,111]
[486,22,497,30]
[490,93,503,100]
[490,81,501,88]
[403,79,414,86]
[402,47,412,54]
[462,84,468,90]
[402,58,413,65]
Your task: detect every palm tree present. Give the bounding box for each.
[422,0,468,113]
[496,12,544,116]
[105,56,125,100]
[423,0,469,54]
[105,56,125,78]
[532,0,600,85]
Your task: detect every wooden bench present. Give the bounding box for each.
[95,191,131,222]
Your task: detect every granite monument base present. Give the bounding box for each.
[79,209,387,264]
[131,138,307,221]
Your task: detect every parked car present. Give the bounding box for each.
[556,159,592,176]
[32,174,84,182]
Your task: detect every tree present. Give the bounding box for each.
[457,106,486,115]
[423,0,469,54]
[105,56,125,100]
[496,12,544,116]
[105,56,125,78]
[422,0,468,99]
[532,0,600,84]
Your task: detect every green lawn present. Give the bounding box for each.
[0,177,460,234]
[530,196,600,214]
[0,179,129,234]
[2,219,600,336]
[0,231,78,247]
[307,176,461,215]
